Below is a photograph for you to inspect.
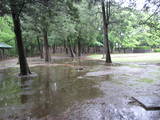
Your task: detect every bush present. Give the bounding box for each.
[154,48,160,52]
[134,46,151,50]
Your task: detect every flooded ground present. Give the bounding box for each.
[0,57,160,120]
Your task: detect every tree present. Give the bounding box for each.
[9,0,31,75]
[101,0,112,63]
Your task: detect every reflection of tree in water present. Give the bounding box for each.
[0,66,103,119]
[18,76,35,119]
[0,69,22,119]
[20,77,29,104]
[30,66,103,119]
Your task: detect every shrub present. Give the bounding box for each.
[154,48,160,52]
[134,46,151,50]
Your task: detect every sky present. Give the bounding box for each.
[115,0,146,10]
[136,0,146,10]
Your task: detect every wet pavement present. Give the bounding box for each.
[0,58,160,120]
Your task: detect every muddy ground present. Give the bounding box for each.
[0,56,160,120]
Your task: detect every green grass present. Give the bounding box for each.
[137,78,154,83]
[87,53,160,63]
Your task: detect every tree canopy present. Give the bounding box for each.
[0,0,160,59]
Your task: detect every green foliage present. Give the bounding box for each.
[90,41,103,47]
[0,16,16,56]
[134,46,151,50]
[0,16,14,44]
[1,0,160,57]
[154,49,160,52]
[137,78,154,83]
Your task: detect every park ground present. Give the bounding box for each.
[0,53,160,120]
[1,53,160,69]
[87,53,160,63]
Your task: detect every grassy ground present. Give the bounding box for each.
[87,53,160,63]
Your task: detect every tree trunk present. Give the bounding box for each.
[52,44,56,54]
[123,48,126,53]
[73,44,77,55]
[43,29,50,62]
[69,47,75,58]
[10,2,31,75]
[65,47,68,54]
[37,36,43,59]
[30,44,34,56]
[64,39,69,54]
[2,48,4,59]
[68,40,75,58]
[118,44,121,53]
[77,37,81,57]
[101,0,112,63]
[87,46,90,54]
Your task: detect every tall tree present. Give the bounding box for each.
[9,0,31,75]
[101,0,112,63]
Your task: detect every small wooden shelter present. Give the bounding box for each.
[0,42,12,60]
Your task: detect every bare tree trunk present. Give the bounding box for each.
[68,39,75,58]
[123,48,126,53]
[52,44,56,54]
[37,36,43,59]
[64,39,68,54]
[118,44,121,53]
[10,1,31,75]
[101,0,112,63]
[65,47,69,54]
[69,46,75,58]
[43,29,50,62]
[87,46,90,54]
[77,37,81,57]
[73,44,77,55]
[2,49,4,59]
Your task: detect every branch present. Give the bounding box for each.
[17,0,26,17]
[109,20,121,24]
[32,0,50,7]
[143,4,160,24]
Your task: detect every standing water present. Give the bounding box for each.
[0,59,160,120]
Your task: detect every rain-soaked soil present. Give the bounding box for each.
[0,57,160,120]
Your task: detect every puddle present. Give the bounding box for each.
[0,59,160,119]
[0,65,103,119]
[85,71,112,77]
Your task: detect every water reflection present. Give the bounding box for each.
[1,59,160,119]
[20,77,30,104]
[30,66,103,119]
[0,65,103,119]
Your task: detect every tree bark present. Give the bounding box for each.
[77,37,81,57]
[43,29,50,62]
[63,39,69,54]
[101,0,112,63]
[69,46,75,58]
[10,1,31,75]
[37,36,43,59]
[52,44,56,54]
[123,48,126,53]
[68,39,75,58]
[73,44,77,55]
[2,48,4,59]
[87,46,90,54]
